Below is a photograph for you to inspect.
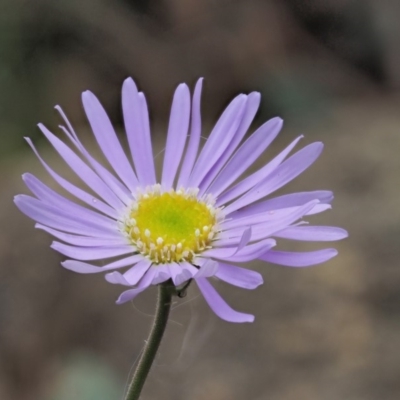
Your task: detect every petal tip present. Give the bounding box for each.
[246,315,255,323]
[13,194,23,203]
[116,291,133,305]
[123,77,138,91]
[105,271,118,284]
[81,90,94,102]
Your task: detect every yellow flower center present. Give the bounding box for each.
[123,185,221,264]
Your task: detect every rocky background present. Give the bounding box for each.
[1,1,400,399]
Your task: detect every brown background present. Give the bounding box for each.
[1,0,400,399]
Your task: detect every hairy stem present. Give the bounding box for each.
[124,282,174,400]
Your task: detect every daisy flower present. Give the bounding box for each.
[14,78,347,323]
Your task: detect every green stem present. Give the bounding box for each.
[124,282,174,400]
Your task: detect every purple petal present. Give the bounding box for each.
[223,142,323,215]
[179,261,199,278]
[195,278,254,323]
[55,105,80,141]
[207,117,282,197]
[122,78,156,186]
[82,91,139,192]
[221,199,320,231]
[116,267,157,304]
[198,92,261,195]
[220,200,320,243]
[217,135,303,207]
[167,263,190,286]
[229,191,333,220]
[168,263,182,285]
[51,242,134,261]
[24,138,118,218]
[14,195,120,238]
[307,204,332,215]
[194,258,219,278]
[274,226,348,241]
[62,254,143,274]
[56,108,132,206]
[117,258,151,285]
[38,124,124,210]
[23,174,117,230]
[105,271,130,286]
[236,227,252,253]
[69,148,132,206]
[151,264,171,285]
[106,259,151,286]
[215,262,263,289]
[208,238,276,263]
[162,84,191,188]
[205,227,253,261]
[36,224,127,247]
[188,94,248,188]
[260,248,338,267]
[177,78,203,188]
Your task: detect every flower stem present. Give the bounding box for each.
[124,282,174,400]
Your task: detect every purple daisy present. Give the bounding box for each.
[14,78,347,323]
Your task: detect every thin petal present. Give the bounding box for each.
[106,259,151,286]
[67,145,133,206]
[122,78,156,186]
[82,91,139,192]
[177,78,203,188]
[229,191,333,220]
[236,227,253,253]
[198,92,261,195]
[217,135,303,207]
[36,224,127,247]
[105,271,130,286]
[206,238,276,263]
[24,138,118,218]
[168,262,190,286]
[206,227,253,261]
[220,200,320,243]
[51,242,133,261]
[38,124,124,210]
[194,258,219,278]
[14,195,120,238]
[207,117,282,197]
[274,226,348,241]
[195,278,254,323]
[188,94,247,188]
[215,262,263,289]
[179,261,199,279]
[162,84,191,188]
[151,264,172,285]
[23,174,117,230]
[223,142,323,215]
[62,254,143,274]
[116,267,157,304]
[56,108,132,205]
[260,248,338,267]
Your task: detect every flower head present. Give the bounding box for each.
[15,78,347,323]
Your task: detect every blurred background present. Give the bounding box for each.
[1,0,400,399]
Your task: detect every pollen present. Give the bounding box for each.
[122,185,223,263]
